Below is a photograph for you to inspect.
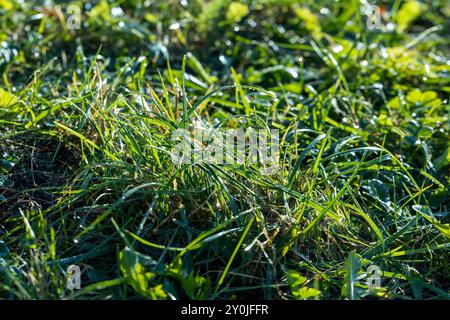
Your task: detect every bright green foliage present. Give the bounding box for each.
[396,0,423,32]
[226,2,249,23]
[286,270,321,300]
[0,0,449,300]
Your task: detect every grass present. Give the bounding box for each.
[0,0,449,300]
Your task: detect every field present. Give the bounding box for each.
[0,0,449,300]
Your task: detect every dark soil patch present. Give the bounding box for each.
[0,133,80,217]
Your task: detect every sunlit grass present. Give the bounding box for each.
[0,0,449,300]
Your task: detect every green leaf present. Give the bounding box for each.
[166,256,183,277]
[286,269,308,288]
[0,159,14,171]
[434,147,450,171]
[294,287,322,299]
[285,270,321,300]
[165,256,210,299]
[226,2,249,23]
[396,0,422,33]
[186,52,217,85]
[0,174,13,188]
[377,113,393,126]
[197,0,227,32]
[341,251,364,300]
[0,240,9,257]
[292,6,322,39]
[181,272,210,300]
[413,205,450,238]
[89,0,111,21]
[387,96,402,109]
[0,0,13,11]
[118,247,167,299]
[406,89,441,108]
[144,13,158,24]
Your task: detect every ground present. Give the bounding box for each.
[0,0,449,300]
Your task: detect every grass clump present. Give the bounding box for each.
[0,0,449,300]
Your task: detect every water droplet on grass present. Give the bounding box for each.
[332,45,343,53]
[320,7,330,15]
[111,7,124,17]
